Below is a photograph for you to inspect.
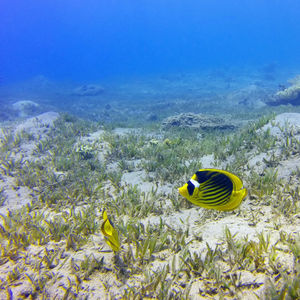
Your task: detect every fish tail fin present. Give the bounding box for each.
[219,188,248,211]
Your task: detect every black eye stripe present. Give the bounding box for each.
[187,180,195,195]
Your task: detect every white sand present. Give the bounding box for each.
[1,112,300,299]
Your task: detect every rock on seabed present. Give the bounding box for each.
[162,112,235,130]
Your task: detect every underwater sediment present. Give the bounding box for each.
[0,110,300,299]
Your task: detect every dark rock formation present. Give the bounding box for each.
[266,76,300,106]
[162,113,235,130]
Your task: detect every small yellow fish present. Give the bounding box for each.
[101,210,120,252]
[178,168,247,211]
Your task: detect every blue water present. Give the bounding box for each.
[1,0,300,123]
[1,0,300,83]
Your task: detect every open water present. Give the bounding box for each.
[1,0,300,121]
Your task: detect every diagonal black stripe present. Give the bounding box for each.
[201,179,233,194]
[195,193,230,206]
[201,185,231,198]
[201,189,231,202]
[195,171,212,183]
[211,174,232,187]
[201,191,231,204]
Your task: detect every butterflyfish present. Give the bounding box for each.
[101,210,120,252]
[178,168,247,211]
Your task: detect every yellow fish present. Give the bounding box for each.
[101,210,120,252]
[178,168,247,211]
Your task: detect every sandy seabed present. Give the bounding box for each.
[0,111,300,299]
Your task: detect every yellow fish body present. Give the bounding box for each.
[101,210,120,252]
[178,168,247,211]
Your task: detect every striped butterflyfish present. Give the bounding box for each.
[178,168,247,211]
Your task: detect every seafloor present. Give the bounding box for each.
[1,69,300,299]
